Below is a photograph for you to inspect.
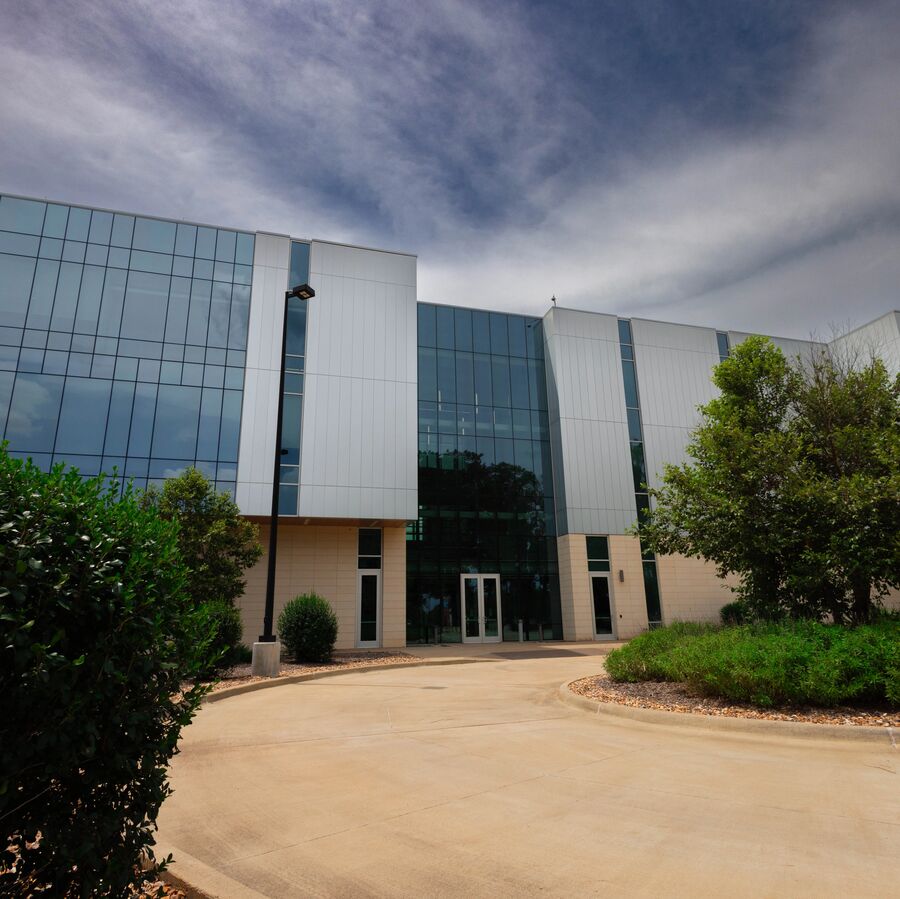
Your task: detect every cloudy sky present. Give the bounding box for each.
[1,0,898,337]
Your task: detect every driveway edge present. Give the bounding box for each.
[155,843,269,899]
[204,657,492,704]
[558,680,897,745]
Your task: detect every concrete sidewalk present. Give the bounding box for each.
[157,654,899,898]
[402,639,625,661]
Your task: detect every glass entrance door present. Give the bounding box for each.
[591,574,615,639]
[460,574,502,643]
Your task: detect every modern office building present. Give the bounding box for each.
[1,192,897,648]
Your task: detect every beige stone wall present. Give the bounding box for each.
[655,552,735,624]
[557,534,594,641]
[608,535,651,639]
[238,522,407,650]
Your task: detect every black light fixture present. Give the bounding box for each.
[259,282,316,643]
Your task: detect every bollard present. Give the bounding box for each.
[518,619,524,642]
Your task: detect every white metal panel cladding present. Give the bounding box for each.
[728,330,821,362]
[235,233,290,515]
[826,311,900,377]
[631,319,719,490]
[298,241,417,520]
[543,307,636,535]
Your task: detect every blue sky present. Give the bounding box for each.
[2,0,898,337]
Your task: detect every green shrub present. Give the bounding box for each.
[0,452,216,896]
[606,619,900,708]
[197,600,245,680]
[719,599,750,626]
[278,593,338,663]
[604,621,717,682]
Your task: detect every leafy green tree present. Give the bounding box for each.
[143,468,262,609]
[0,451,216,895]
[637,336,900,624]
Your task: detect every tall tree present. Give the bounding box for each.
[637,336,900,624]
[143,468,262,608]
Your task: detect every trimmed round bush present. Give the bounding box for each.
[197,600,246,680]
[0,452,216,895]
[278,593,338,663]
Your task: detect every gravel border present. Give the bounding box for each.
[569,672,899,728]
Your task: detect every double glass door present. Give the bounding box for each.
[460,574,501,643]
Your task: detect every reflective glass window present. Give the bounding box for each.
[5,372,64,451]
[622,359,639,408]
[110,214,135,247]
[65,208,91,242]
[175,223,197,256]
[454,307,472,351]
[43,204,69,238]
[88,210,113,245]
[289,241,309,288]
[56,378,112,454]
[617,319,633,345]
[507,315,527,357]
[215,230,236,262]
[472,310,491,353]
[0,254,37,328]
[489,312,508,355]
[436,306,454,349]
[195,227,216,259]
[0,197,45,235]
[152,385,201,458]
[285,297,307,355]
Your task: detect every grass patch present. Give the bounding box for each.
[605,619,900,708]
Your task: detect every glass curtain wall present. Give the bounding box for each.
[278,241,310,515]
[408,303,562,643]
[0,194,253,495]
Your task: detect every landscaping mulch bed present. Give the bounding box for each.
[569,672,900,728]
[206,651,422,694]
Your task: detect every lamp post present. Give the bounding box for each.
[251,282,315,677]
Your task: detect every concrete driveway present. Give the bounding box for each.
[156,651,899,898]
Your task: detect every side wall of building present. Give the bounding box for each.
[239,523,407,650]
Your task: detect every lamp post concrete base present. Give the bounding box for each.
[251,641,282,678]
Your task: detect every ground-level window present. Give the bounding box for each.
[586,535,614,637]
[357,529,382,645]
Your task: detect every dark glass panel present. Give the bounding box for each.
[196,387,222,460]
[207,282,231,348]
[418,400,437,433]
[55,378,112,454]
[475,403,493,437]
[0,232,40,256]
[417,303,436,347]
[0,254,36,328]
[436,349,456,403]
[130,250,172,275]
[38,238,62,260]
[512,407,530,438]
[87,210,112,245]
[418,346,437,401]
[65,208,91,242]
[495,437,515,465]
[472,310,491,353]
[627,407,642,442]
[635,492,651,523]
[493,406,512,437]
[151,385,201,458]
[358,556,381,569]
[526,318,544,359]
[215,229,236,262]
[85,244,108,266]
[358,527,382,556]
[235,232,254,266]
[110,214,134,248]
[359,573,378,642]
[96,267,128,336]
[509,356,529,408]
[453,307,472,351]
[164,277,191,344]
[0,197,45,235]
[527,358,548,410]
[285,296,307,355]
[436,305,454,350]
[586,535,609,560]
[195,227,216,260]
[617,319,633,345]
[42,204,68,238]
[186,279,212,345]
[49,262,83,332]
[280,393,302,464]
[473,353,492,407]
[642,561,663,624]
[620,342,634,361]
[622,359,639,409]
[507,315,527,357]
[455,351,474,405]
[218,390,241,462]
[132,217,176,254]
[588,560,611,572]
[103,381,135,455]
[491,356,510,407]
[279,484,298,515]
[120,271,170,342]
[128,383,157,456]
[630,441,647,491]
[513,438,533,473]
[457,404,475,436]
[289,241,310,289]
[717,331,730,358]
[489,312,509,355]
[437,402,456,434]
[4,372,64,451]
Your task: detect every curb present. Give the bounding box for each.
[155,843,269,899]
[203,657,493,704]
[558,680,897,746]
